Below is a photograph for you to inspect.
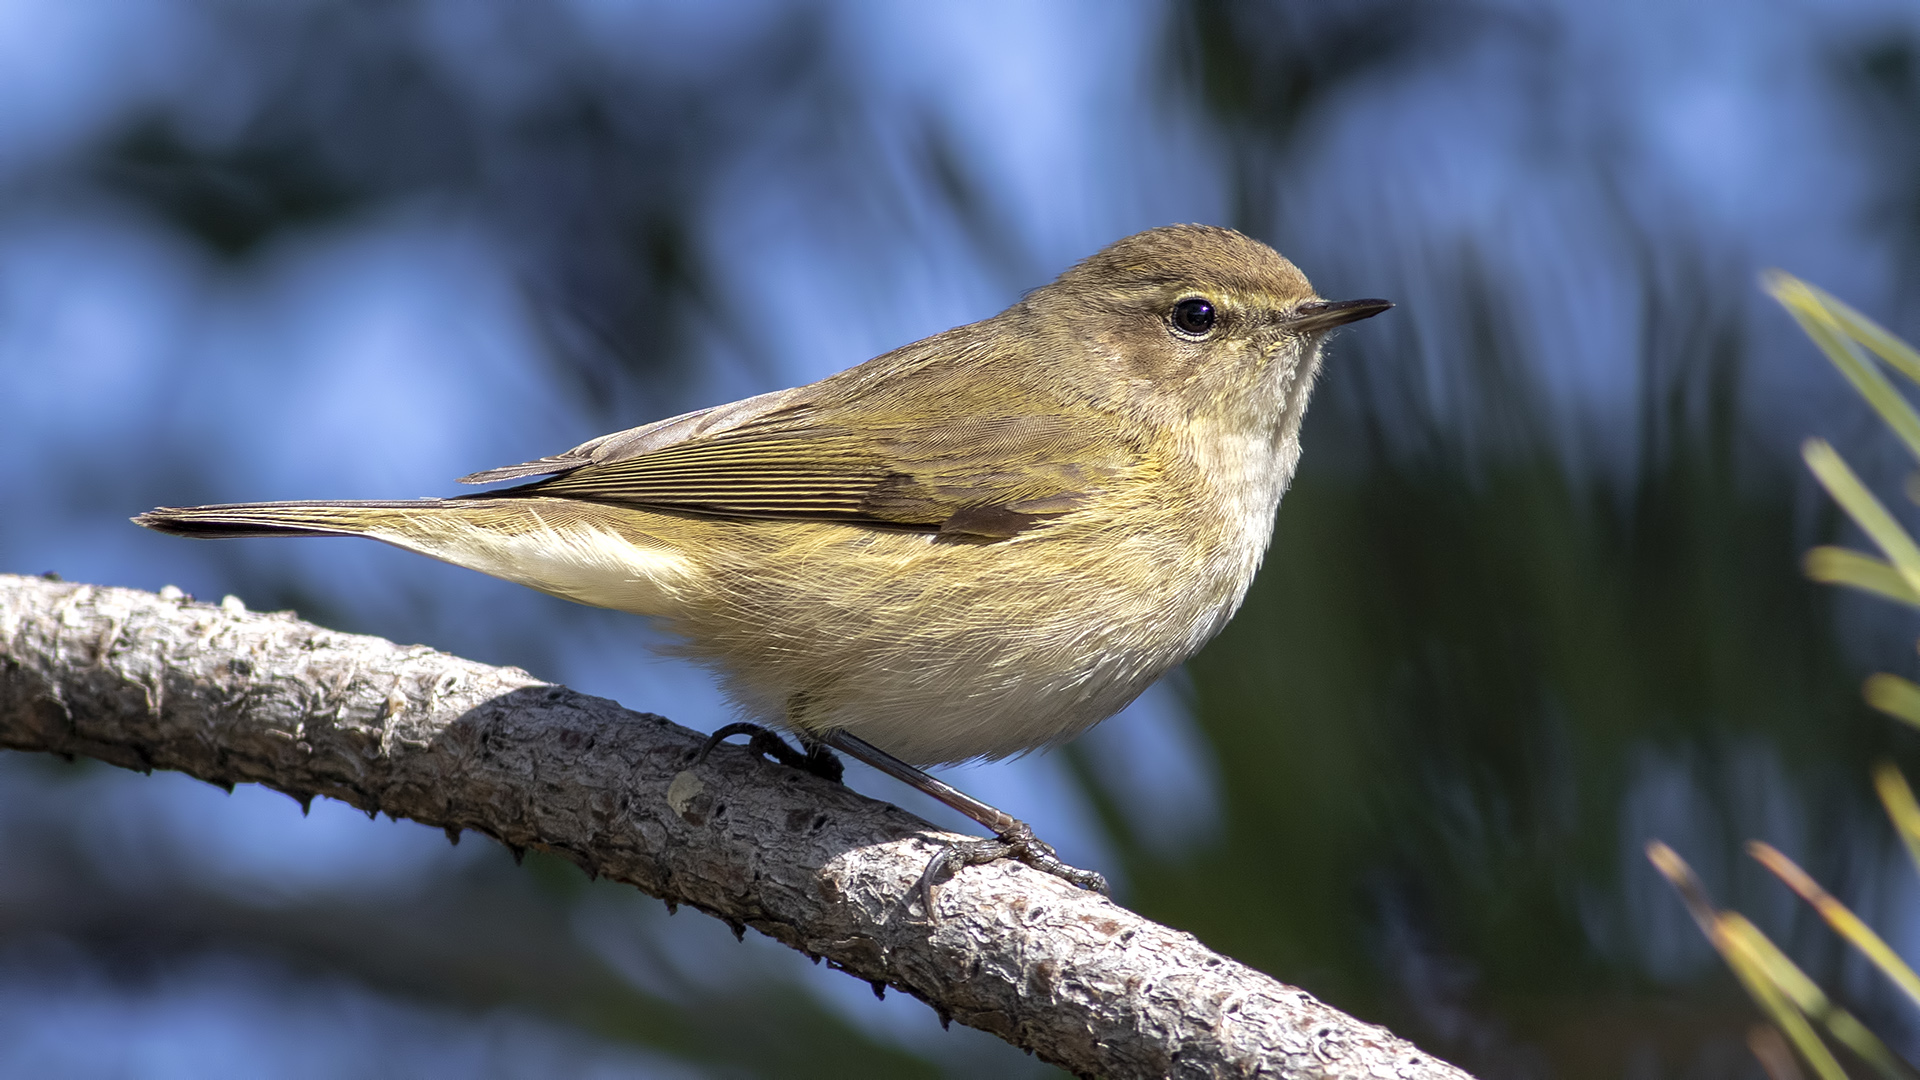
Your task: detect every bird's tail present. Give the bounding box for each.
[133,498,697,617]
[134,500,449,539]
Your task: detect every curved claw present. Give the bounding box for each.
[693,722,844,783]
[693,722,771,767]
[914,820,1108,918]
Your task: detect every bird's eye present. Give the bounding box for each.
[1171,297,1216,336]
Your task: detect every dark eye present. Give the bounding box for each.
[1171,297,1216,336]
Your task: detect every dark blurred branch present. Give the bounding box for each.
[0,573,1469,1080]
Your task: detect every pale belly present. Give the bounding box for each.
[662,509,1269,765]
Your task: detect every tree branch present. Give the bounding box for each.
[0,573,1470,1080]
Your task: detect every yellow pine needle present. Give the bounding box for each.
[1767,272,1920,464]
[1717,915,1853,1080]
[1865,674,1920,733]
[1805,546,1920,608]
[1802,440,1920,602]
[1647,843,1840,1078]
[1647,840,1720,935]
[1762,275,1920,1080]
[1771,272,1920,389]
[1724,914,1907,1080]
[1720,912,1827,1011]
[1873,763,1920,880]
[1749,841,1920,1013]
[1649,842,1905,1080]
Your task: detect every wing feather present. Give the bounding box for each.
[459,369,1139,535]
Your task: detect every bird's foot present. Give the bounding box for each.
[694,722,844,784]
[914,819,1107,917]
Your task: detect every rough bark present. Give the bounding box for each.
[0,573,1470,1080]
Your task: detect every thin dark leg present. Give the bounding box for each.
[821,732,1108,914]
[695,722,844,784]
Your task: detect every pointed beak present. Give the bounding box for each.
[1285,297,1394,333]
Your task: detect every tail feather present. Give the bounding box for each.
[133,497,696,617]
[132,500,449,539]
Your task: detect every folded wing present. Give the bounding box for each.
[461,387,1138,540]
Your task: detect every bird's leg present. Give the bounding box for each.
[694,722,844,784]
[821,732,1108,914]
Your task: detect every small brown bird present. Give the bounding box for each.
[137,224,1389,902]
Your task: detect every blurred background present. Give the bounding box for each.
[3,0,1919,1076]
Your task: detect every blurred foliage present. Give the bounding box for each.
[1835,27,1920,299]
[1640,279,1920,1080]
[67,0,867,422]
[100,117,364,257]
[1165,0,1491,235]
